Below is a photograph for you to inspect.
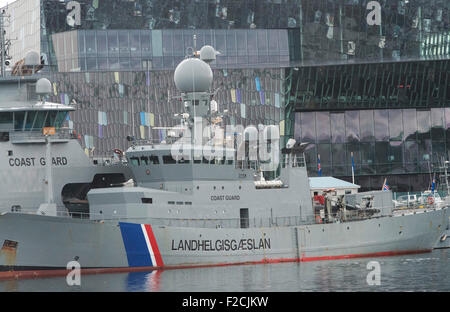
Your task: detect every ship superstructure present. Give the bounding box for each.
[0,47,448,277]
[0,54,131,217]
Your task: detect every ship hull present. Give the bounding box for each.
[0,207,448,278]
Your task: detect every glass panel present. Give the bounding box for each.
[152,30,163,57]
[247,30,257,56]
[388,110,403,141]
[431,141,446,165]
[44,111,58,127]
[24,111,37,130]
[257,30,268,55]
[374,110,389,141]
[162,31,173,56]
[359,110,374,142]
[237,31,247,56]
[119,31,130,55]
[300,112,316,143]
[404,141,418,163]
[214,30,226,57]
[129,31,140,56]
[226,32,236,56]
[108,57,119,70]
[97,31,107,56]
[14,112,25,130]
[418,138,432,162]
[86,57,97,70]
[141,31,151,56]
[315,111,330,143]
[55,112,68,129]
[389,141,403,164]
[173,32,183,56]
[331,143,346,166]
[108,31,119,54]
[0,112,12,128]
[417,110,431,137]
[360,142,375,174]
[345,110,360,142]
[431,108,445,141]
[85,32,96,54]
[330,113,345,143]
[403,109,417,141]
[33,111,47,130]
[268,30,279,55]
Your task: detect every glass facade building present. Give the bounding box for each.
[51,29,290,71]
[2,0,449,191]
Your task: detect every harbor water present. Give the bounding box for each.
[1,248,449,292]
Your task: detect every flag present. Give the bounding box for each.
[351,152,355,184]
[382,178,390,191]
[318,154,322,177]
[431,174,436,193]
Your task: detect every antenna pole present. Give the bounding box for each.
[0,9,6,77]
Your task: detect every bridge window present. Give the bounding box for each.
[55,111,69,129]
[44,111,58,128]
[163,155,176,164]
[149,155,159,164]
[0,112,12,130]
[33,111,48,130]
[24,111,37,130]
[130,157,140,166]
[140,156,149,165]
[14,112,26,130]
[141,198,152,204]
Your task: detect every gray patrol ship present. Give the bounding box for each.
[0,47,448,278]
[0,53,132,221]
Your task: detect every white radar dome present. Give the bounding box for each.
[199,45,218,63]
[36,78,52,96]
[24,51,41,66]
[174,58,213,93]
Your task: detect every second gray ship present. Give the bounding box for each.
[0,47,448,278]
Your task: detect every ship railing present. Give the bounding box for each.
[2,207,316,228]
[5,205,446,228]
[281,155,306,168]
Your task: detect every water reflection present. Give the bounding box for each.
[0,249,448,292]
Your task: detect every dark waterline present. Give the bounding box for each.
[1,249,449,292]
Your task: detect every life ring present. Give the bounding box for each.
[113,148,124,156]
[427,196,434,205]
